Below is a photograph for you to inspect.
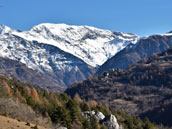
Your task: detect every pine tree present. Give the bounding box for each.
[143,117,154,129]
[31,88,40,102]
[66,99,81,122]
[50,106,71,128]
[80,102,90,111]
[91,115,100,129]
[74,93,83,103]
[82,118,91,129]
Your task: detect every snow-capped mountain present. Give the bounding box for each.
[11,23,139,67]
[0,33,95,88]
[0,23,138,89]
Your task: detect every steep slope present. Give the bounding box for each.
[0,33,95,89]
[0,57,64,91]
[66,48,172,126]
[96,33,172,74]
[140,103,172,126]
[0,24,138,88]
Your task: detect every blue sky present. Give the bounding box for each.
[0,0,172,36]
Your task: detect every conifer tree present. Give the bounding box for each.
[80,102,90,112]
[31,88,40,102]
[91,115,100,129]
[82,118,91,129]
[66,99,81,122]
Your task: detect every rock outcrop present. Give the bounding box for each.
[82,111,121,129]
[102,115,120,129]
[95,111,105,121]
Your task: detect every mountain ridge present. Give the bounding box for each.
[10,23,139,67]
[0,23,138,88]
[96,33,172,74]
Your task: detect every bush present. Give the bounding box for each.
[3,111,8,117]
[26,122,30,126]
[31,125,38,129]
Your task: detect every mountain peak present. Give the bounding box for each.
[31,23,69,30]
[30,23,108,35]
[0,25,12,35]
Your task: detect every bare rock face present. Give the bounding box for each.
[102,115,120,129]
[95,112,105,121]
[82,111,121,129]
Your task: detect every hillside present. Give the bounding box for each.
[0,115,48,129]
[96,33,172,74]
[66,48,172,126]
[140,102,172,127]
[0,75,157,129]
